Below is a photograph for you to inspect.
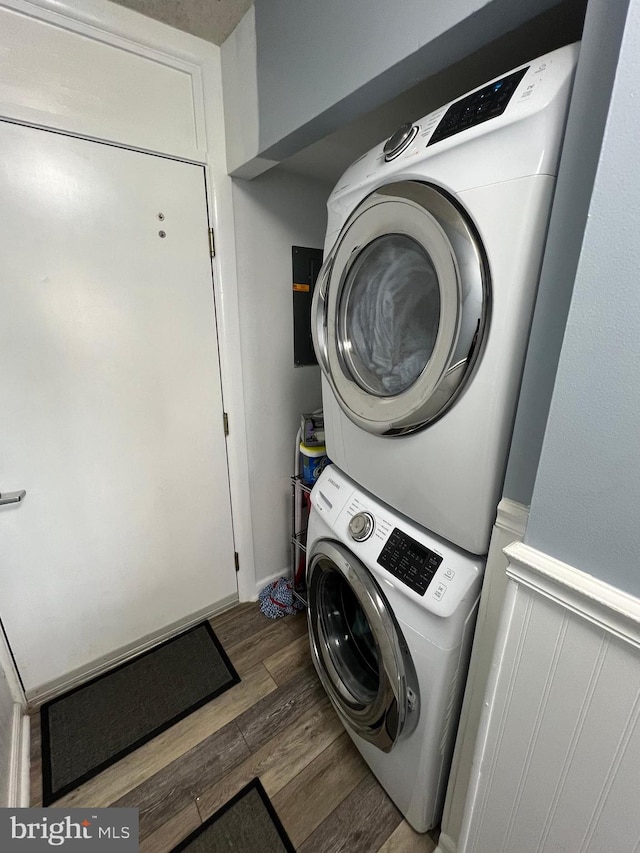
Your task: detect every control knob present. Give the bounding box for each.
[383,122,418,161]
[349,511,375,542]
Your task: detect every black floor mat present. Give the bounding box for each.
[41,621,239,805]
[171,779,295,852]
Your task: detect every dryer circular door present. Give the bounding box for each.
[307,539,419,752]
[312,181,489,435]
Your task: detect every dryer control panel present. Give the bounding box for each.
[428,66,528,147]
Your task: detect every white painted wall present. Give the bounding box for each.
[524,0,640,597]
[231,168,331,591]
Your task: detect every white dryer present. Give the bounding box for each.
[312,44,579,554]
[306,466,484,832]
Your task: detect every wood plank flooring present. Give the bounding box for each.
[30,603,438,852]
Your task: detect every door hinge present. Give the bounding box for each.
[223,411,229,436]
[208,227,215,258]
[234,551,240,572]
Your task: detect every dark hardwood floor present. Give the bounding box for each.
[30,603,438,852]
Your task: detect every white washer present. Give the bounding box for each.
[312,43,579,554]
[306,466,484,832]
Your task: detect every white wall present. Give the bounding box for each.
[524,0,640,597]
[231,168,331,591]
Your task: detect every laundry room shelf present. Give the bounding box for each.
[291,474,311,607]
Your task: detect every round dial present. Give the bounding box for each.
[383,123,418,161]
[349,511,375,542]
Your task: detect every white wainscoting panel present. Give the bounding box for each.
[459,542,640,853]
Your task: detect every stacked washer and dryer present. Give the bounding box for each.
[304,43,579,833]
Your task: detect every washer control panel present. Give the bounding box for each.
[377,528,443,596]
[349,511,375,542]
[310,466,484,618]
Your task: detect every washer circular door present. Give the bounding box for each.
[307,539,419,753]
[312,181,489,435]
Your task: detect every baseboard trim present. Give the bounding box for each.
[435,832,457,853]
[505,541,640,649]
[26,595,238,706]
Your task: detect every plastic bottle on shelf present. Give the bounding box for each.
[299,442,328,487]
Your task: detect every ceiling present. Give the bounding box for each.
[110,0,252,45]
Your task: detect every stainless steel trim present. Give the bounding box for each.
[322,180,489,435]
[0,490,26,506]
[349,511,375,542]
[311,254,334,374]
[383,123,419,161]
[307,539,419,752]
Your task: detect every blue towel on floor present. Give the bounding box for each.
[258,578,305,619]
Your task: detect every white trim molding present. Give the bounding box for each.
[505,540,640,649]
[495,498,530,538]
[7,709,30,807]
[0,620,29,807]
[459,542,640,853]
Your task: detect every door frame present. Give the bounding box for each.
[0,0,256,602]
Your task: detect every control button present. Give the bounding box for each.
[433,583,447,601]
[349,511,375,542]
[443,568,455,581]
[383,123,418,161]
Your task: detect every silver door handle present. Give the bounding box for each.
[0,490,26,505]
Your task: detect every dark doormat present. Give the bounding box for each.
[41,621,239,805]
[171,779,296,852]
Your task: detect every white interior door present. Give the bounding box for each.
[0,122,237,694]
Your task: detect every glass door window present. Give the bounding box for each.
[318,565,381,706]
[339,234,441,397]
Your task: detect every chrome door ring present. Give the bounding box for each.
[307,539,419,752]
